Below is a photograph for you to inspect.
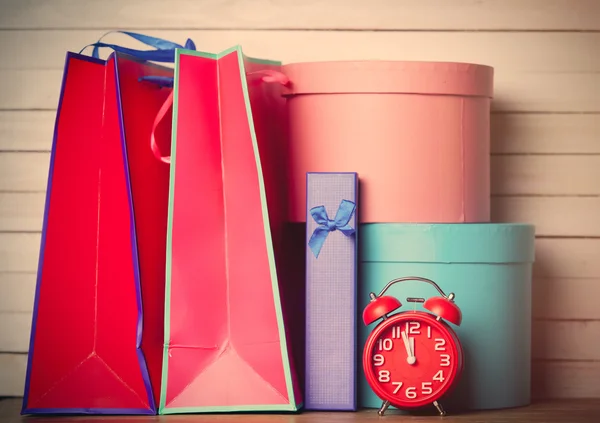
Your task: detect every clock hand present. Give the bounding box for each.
[401,331,416,365]
[410,336,416,363]
[400,331,411,356]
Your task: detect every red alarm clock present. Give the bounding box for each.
[362,276,464,417]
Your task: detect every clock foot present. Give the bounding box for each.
[433,401,446,417]
[378,400,391,416]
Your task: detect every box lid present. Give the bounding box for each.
[360,223,535,264]
[281,60,494,97]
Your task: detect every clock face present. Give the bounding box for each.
[363,311,463,409]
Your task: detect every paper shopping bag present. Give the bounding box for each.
[21,33,195,415]
[158,46,302,414]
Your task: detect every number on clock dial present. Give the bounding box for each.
[392,322,421,337]
[369,319,454,402]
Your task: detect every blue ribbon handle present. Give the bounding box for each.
[138,75,174,88]
[307,199,356,258]
[79,30,196,63]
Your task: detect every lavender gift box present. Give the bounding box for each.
[304,172,358,411]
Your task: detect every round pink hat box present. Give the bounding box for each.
[280,61,494,223]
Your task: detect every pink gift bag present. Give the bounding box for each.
[280,61,494,223]
[156,46,301,414]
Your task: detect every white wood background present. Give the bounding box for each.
[0,0,599,400]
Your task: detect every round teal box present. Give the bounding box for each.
[358,223,535,412]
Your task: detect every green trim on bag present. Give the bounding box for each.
[235,46,297,409]
[160,403,299,414]
[159,47,182,414]
[244,55,281,66]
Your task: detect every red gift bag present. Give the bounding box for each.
[157,47,302,414]
[21,33,194,415]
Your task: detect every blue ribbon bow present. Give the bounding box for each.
[308,199,356,258]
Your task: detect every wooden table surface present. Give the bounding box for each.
[2,399,600,423]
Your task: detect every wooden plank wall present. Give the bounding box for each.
[0,0,599,399]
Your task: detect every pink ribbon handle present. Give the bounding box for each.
[150,90,173,164]
[246,69,290,85]
[150,69,289,164]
